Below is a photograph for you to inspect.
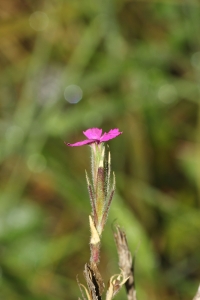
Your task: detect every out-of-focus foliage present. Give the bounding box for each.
[0,0,200,299]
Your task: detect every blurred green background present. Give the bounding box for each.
[1,0,200,299]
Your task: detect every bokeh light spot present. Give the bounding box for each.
[191,52,200,70]
[158,84,177,104]
[7,207,33,229]
[64,85,83,104]
[29,11,49,31]
[27,154,46,173]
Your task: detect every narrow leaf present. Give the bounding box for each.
[86,170,98,225]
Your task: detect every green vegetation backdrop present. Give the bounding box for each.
[0,0,200,299]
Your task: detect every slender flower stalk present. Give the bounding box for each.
[66,127,122,238]
[66,127,127,299]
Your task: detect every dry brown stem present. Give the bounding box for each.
[114,225,137,300]
[83,263,104,300]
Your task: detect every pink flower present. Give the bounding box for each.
[66,128,122,147]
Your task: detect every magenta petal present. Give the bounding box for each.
[100,129,122,142]
[65,139,96,147]
[83,128,102,140]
